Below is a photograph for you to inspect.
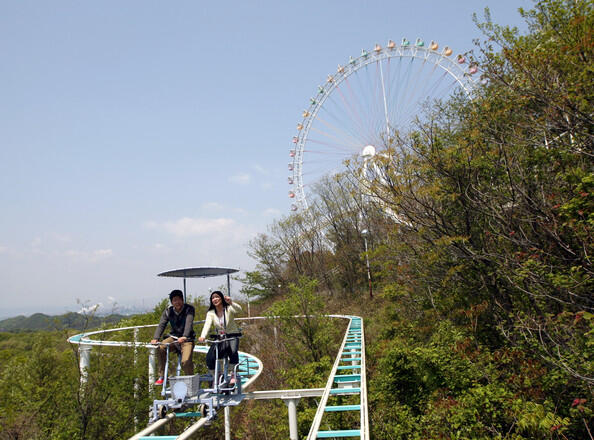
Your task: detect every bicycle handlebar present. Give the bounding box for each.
[150,335,195,346]
[205,333,242,344]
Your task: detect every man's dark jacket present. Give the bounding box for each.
[153,304,196,340]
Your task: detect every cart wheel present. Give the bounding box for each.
[158,405,167,419]
[199,403,208,418]
[174,404,188,413]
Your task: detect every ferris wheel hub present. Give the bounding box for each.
[361,145,377,158]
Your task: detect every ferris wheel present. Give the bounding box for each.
[288,38,480,211]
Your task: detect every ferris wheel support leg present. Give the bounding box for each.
[224,406,231,440]
[283,397,301,440]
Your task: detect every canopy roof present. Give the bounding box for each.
[157,267,239,278]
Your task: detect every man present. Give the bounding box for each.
[150,289,195,384]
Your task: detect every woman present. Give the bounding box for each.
[198,291,242,384]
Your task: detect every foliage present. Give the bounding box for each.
[368,311,589,439]
[267,277,338,365]
[247,173,376,297]
[238,270,273,302]
[0,331,150,440]
[246,1,593,438]
[0,312,126,333]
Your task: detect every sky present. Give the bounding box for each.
[0,0,531,318]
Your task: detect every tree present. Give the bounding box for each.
[267,277,338,365]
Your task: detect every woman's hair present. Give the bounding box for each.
[208,290,229,311]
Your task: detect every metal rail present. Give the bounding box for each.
[68,322,262,440]
[69,314,368,439]
[307,316,368,439]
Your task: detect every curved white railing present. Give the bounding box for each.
[68,314,367,439]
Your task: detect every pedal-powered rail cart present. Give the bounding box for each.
[151,266,245,423]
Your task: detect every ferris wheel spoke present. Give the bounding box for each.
[397,59,429,127]
[401,61,440,117]
[393,61,438,132]
[332,83,371,145]
[304,149,355,156]
[399,70,456,131]
[336,76,372,145]
[306,135,360,154]
[374,62,387,128]
[317,95,371,147]
[351,66,382,143]
[369,64,386,136]
[386,57,413,132]
[378,61,390,138]
[326,78,379,149]
[309,116,364,150]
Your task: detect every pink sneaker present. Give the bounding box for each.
[155,378,164,385]
[229,375,236,385]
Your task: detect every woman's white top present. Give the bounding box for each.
[200,302,242,339]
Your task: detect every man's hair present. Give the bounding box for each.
[169,289,184,301]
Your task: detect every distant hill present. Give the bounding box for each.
[0,312,126,332]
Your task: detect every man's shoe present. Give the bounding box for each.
[229,374,236,385]
[155,377,164,385]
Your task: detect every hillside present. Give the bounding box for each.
[0,312,125,332]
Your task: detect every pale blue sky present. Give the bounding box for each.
[0,0,530,317]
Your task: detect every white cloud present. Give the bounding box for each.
[79,303,102,314]
[139,216,262,279]
[159,217,237,237]
[260,182,273,190]
[228,173,251,185]
[144,220,157,229]
[61,248,113,262]
[201,202,224,211]
[0,246,7,254]
[263,208,281,217]
[52,233,72,243]
[252,164,268,175]
[63,250,83,258]
[93,249,113,259]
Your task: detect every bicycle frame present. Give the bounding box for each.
[149,333,244,423]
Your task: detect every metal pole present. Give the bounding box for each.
[79,344,91,386]
[183,276,187,303]
[129,413,177,440]
[227,273,231,296]
[362,233,373,298]
[273,327,278,345]
[133,328,139,430]
[148,346,157,393]
[283,397,300,440]
[224,406,231,440]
